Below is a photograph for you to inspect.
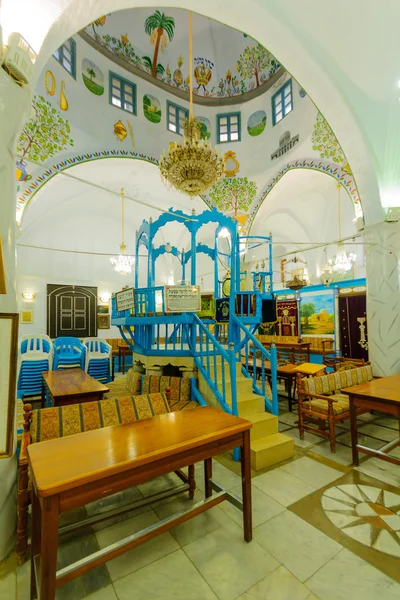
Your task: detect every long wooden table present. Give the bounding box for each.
[342,374,400,466]
[42,369,109,407]
[28,407,252,599]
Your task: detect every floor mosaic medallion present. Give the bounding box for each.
[322,484,400,557]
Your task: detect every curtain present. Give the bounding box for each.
[275,300,299,337]
[338,294,368,360]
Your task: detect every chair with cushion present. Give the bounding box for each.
[296,364,373,453]
[17,389,196,564]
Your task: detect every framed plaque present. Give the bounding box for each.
[115,288,135,313]
[0,313,18,457]
[165,285,201,313]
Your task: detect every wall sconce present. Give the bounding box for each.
[99,293,111,303]
[22,292,36,301]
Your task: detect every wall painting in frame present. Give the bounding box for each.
[0,313,19,457]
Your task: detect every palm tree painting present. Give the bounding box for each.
[144,10,175,78]
[81,58,104,95]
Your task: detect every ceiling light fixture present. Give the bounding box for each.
[320,247,334,286]
[328,184,356,275]
[110,188,135,275]
[285,256,308,290]
[159,11,224,196]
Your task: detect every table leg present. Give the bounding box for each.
[204,458,212,498]
[39,495,60,600]
[41,379,45,409]
[241,429,252,542]
[30,488,41,599]
[288,377,293,412]
[188,464,195,500]
[350,396,359,466]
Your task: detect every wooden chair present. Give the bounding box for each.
[296,364,373,453]
[16,389,196,564]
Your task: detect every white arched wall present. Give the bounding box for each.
[249,169,362,287]
[7,0,384,225]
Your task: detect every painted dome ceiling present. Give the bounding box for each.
[81,8,281,102]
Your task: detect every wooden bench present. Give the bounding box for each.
[17,389,196,564]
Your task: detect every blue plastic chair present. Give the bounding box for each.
[17,335,53,399]
[53,337,85,370]
[83,338,112,383]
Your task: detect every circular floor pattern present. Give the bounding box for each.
[322,484,400,557]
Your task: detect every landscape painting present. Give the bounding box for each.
[300,292,334,335]
[82,59,104,95]
[247,110,267,137]
[143,94,162,123]
[197,117,211,140]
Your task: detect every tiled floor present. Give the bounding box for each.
[4,395,400,600]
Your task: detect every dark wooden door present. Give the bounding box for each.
[338,294,368,361]
[47,284,97,338]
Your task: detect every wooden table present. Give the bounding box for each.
[294,363,326,376]
[28,407,252,600]
[342,374,400,466]
[118,346,132,374]
[42,369,109,408]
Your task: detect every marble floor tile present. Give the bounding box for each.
[357,412,380,423]
[284,428,322,449]
[310,440,353,466]
[0,571,16,600]
[279,422,293,432]
[236,565,312,600]
[357,457,400,488]
[113,549,218,600]
[279,412,300,427]
[86,586,118,599]
[196,460,241,493]
[152,491,232,546]
[280,457,342,488]
[255,510,342,582]
[137,473,182,498]
[86,486,148,531]
[336,430,385,450]
[184,520,279,600]
[56,530,111,600]
[95,508,179,582]
[16,560,30,600]
[373,416,399,430]
[358,424,398,442]
[219,483,285,528]
[252,469,317,507]
[305,548,400,600]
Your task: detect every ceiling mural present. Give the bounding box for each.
[83,8,280,100]
[197,117,211,140]
[208,176,257,218]
[16,94,74,185]
[312,112,347,166]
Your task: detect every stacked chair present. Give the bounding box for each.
[17,335,53,401]
[52,337,86,370]
[83,338,112,384]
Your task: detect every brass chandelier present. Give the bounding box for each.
[159,12,224,196]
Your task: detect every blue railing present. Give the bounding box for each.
[232,314,278,415]
[112,287,165,319]
[190,315,238,418]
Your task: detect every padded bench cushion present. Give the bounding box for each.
[302,365,373,395]
[303,396,349,416]
[142,375,191,403]
[31,393,170,443]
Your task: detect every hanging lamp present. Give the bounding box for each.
[159,12,224,196]
[320,246,334,286]
[328,184,356,275]
[285,256,308,290]
[110,188,135,275]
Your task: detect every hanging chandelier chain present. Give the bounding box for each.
[337,183,342,241]
[189,11,193,120]
[121,187,125,247]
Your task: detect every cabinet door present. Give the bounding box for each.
[339,294,368,360]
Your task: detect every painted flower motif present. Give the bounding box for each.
[121,33,129,46]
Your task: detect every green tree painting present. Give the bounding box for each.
[236,44,277,87]
[16,95,74,163]
[208,177,257,216]
[312,112,346,164]
[87,67,96,84]
[300,303,315,326]
[144,10,175,78]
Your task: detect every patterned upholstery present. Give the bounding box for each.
[301,365,373,396]
[105,369,142,399]
[142,375,191,404]
[30,394,170,443]
[303,393,350,416]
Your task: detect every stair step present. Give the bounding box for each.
[250,433,294,471]
[236,394,264,416]
[247,413,278,441]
